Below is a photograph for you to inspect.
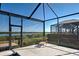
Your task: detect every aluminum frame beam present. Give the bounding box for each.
[0,10,43,22]
[43,4,46,37]
[47,3,60,32]
[45,12,79,22]
[47,3,59,19]
[29,3,41,18]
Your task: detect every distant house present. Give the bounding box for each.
[51,19,79,35]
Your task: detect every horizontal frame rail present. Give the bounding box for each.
[45,12,79,22]
[11,25,22,27]
[0,10,43,22]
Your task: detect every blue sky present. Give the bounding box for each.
[1,3,79,32]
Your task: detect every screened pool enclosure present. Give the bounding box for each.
[1,3,79,51]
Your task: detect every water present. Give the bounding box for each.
[0,34,9,36]
[0,32,43,37]
[0,34,21,36]
[0,33,33,36]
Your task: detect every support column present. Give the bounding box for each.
[20,18,23,47]
[57,18,60,45]
[9,15,12,49]
[43,21,45,39]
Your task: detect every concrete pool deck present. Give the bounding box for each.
[0,43,79,56]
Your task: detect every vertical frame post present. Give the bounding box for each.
[20,18,23,47]
[57,18,60,44]
[9,15,12,49]
[42,3,46,40]
[43,21,45,39]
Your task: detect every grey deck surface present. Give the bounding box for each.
[0,43,79,56]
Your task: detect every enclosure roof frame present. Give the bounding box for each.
[45,12,79,22]
[0,10,43,22]
[29,3,41,19]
